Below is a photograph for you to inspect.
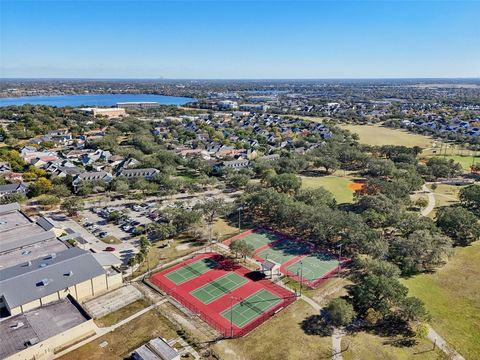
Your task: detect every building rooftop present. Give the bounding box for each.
[0,238,68,269]
[0,247,105,309]
[0,297,89,359]
[0,204,57,254]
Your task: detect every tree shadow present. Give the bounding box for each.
[300,313,333,337]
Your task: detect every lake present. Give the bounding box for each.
[0,94,195,107]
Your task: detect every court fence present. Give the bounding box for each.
[152,275,296,338]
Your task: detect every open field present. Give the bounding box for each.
[339,124,434,148]
[301,174,356,203]
[213,299,331,360]
[342,331,447,360]
[60,310,177,360]
[95,299,150,327]
[402,241,480,359]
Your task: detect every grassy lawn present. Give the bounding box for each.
[95,299,150,327]
[342,331,447,360]
[100,235,122,245]
[402,241,480,359]
[213,299,331,360]
[427,184,461,209]
[424,155,479,172]
[213,218,240,240]
[339,124,434,148]
[60,310,177,360]
[301,174,356,204]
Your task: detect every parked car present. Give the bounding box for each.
[104,246,115,252]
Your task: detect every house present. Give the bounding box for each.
[213,159,250,173]
[80,149,112,165]
[0,162,12,174]
[0,183,29,197]
[116,168,159,179]
[72,171,113,191]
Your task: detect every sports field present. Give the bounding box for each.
[221,289,282,328]
[190,272,247,304]
[149,253,295,337]
[224,229,343,288]
[286,254,339,282]
[165,257,217,284]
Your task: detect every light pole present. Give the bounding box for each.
[237,206,243,232]
[229,296,238,338]
[296,260,303,296]
[337,243,343,274]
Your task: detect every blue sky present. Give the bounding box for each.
[1,0,479,79]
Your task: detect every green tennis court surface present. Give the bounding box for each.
[221,289,282,328]
[165,258,217,285]
[190,273,248,304]
[257,246,296,264]
[287,254,339,281]
[240,231,280,250]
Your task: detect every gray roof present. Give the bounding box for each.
[148,337,179,360]
[0,202,20,214]
[2,230,57,254]
[0,183,28,193]
[0,247,105,309]
[118,168,159,177]
[133,338,179,360]
[133,345,162,360]
[0,297,89,359]
[36,216,58,231]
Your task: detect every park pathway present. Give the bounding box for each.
[298,294,345,360]
[427,326,465,360]
[420,184,435,217]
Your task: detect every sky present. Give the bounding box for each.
[1,0,479,79]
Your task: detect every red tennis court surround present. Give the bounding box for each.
[149,253,295,338]
[224,228,349,288]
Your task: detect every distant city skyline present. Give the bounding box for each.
[1,0,479,79]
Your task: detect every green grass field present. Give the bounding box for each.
[301,174,355,204]
[190,272,247,304]
[339,124,434,148]
[165,258,217,284]
[402,241,480,359]
[342,331,447,360]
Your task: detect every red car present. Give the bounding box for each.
[104,246,115,252]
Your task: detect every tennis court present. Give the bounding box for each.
[257,246,297,264]
[190,272,248,304]
[165,257,217,285]
[224,229,345,288]
[287,254,339,282]
[221,289,282,328]
[238,231,280,250]
[149,253,295,337]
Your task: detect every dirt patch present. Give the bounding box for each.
[348,180,365,192]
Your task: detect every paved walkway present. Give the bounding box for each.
[427,326,465,360]
[420,184,435,216]
[298,293,345,360]
[332,327,345,360]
